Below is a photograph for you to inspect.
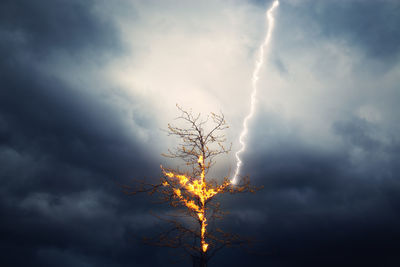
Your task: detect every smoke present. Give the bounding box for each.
[232,0,280,184]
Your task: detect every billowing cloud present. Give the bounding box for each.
[1,0,400,266]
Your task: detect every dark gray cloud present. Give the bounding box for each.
[219,106,400,266]
[280,0,400,62]
[1,0,400,266]
[0,0,160,266]
[0,0,120,57]
[311,1,400,60]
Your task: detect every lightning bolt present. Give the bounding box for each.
[231,0,279,184]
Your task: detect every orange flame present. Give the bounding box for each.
[161,155,230,252]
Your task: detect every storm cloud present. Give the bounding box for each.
[1,0,400,266]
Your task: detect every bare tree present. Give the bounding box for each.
[123,105,260,267]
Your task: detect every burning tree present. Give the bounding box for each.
[124,106,258,267]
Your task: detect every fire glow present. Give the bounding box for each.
[232,0,280,184]
[161,155,230,252]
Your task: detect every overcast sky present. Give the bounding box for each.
[1,0,400,266]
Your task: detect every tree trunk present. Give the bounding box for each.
[192,255,207,267]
